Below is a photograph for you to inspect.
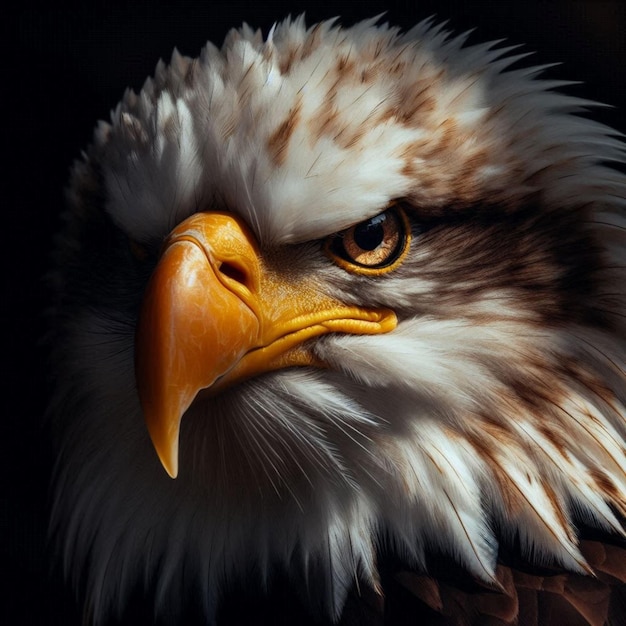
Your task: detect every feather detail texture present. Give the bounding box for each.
[49,14,626,626]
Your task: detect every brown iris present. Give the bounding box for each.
[325,206,411,274]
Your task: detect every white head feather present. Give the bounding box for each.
[52,15,626,623]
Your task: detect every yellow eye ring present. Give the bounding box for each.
[324,205,411,275]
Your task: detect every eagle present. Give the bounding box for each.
[48,15,626,626]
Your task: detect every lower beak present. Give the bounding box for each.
[135,211,396,477]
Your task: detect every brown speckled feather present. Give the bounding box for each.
[49,15,626,626]
[389,540,626,626]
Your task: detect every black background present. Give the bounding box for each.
[3,1,625,624]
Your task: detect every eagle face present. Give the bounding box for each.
[50,16,626,625]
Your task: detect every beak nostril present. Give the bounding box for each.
[218,261,249,287]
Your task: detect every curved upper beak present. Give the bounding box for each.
[135,211,397,478]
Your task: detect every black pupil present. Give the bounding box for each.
[353,214,386,251]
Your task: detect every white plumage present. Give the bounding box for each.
[50,15,626,625]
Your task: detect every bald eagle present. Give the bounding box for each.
[49,15,626,626]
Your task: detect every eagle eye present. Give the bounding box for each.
[324,205,411,274]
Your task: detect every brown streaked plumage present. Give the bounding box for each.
[268,97,303,166]
[49,15,626,626]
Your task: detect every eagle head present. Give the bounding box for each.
[49,15,626,625]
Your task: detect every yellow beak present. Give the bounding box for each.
[135,212,397,478]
